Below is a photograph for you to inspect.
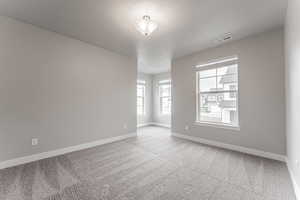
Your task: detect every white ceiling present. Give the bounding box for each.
[0,0,287,74]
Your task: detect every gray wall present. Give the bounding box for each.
[285,0,300,189]
[172,29,286,155]
[137,73,153,125]
[152,72,171,126]
[0,16,136,162]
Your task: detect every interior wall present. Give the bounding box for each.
[285,0,300,192]
[0,16,137,162]
[137,73,153,125]
[152,72,171,126]
[172,29,286,155]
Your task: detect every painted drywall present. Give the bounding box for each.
[152,72,171,126]
[285,0,300,193]
[172,29,286,155]
[137,73,153,125]
[0,16,136,162]
[0,0,287,74]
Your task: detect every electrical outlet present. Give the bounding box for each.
[185,125,189,130]
[296,160,299,167]
[123,123,128,129]
[32,138,38,146]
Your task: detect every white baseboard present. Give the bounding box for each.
[172,132,286,162]
[137,123,152,128]
[0,132,137,170]
[151,123,171,128]
[137,122,171,128]
[287,159,300,200]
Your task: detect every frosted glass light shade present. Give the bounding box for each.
[136,15,158,36]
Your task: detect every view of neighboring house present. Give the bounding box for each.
[0,1,299,199]
[199,64,238,126]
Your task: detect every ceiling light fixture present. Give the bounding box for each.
[136,15,158,36]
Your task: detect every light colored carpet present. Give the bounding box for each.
[0,126,296,200]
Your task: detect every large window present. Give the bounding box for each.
[159,80,171,115]
[196,56,239,127]
[137,80,146,115]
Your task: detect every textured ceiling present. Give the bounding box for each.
[0,0,287,74]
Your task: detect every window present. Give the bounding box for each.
[229,85,237,98]
[196,56,239,128]
[137,80,146,115]
[159,80,171,115]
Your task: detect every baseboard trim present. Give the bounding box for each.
[172,132,286,162]
[287,159,300,200]
[137,123,152,128]
[0,132,137,170]
[151,123,171,128]
[137,122,171,128]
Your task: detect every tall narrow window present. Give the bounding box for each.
[159,80,171,115]
[196,56,239,127]
[137,80,146,115]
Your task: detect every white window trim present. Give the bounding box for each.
[159,79,171,85]
[195,56,238,69]
[137,80,146,84]
[194,121,240,131]
[195,56,240,130]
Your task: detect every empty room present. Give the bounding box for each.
[0,0,299,199]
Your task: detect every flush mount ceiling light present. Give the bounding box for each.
[136,15,158,36]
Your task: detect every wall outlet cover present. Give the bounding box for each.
[32,138,38,146]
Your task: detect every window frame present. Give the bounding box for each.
[195,56,240,130]
[137,80,146,116]
[158,80,172,115]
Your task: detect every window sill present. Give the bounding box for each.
[194,121,240,131]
